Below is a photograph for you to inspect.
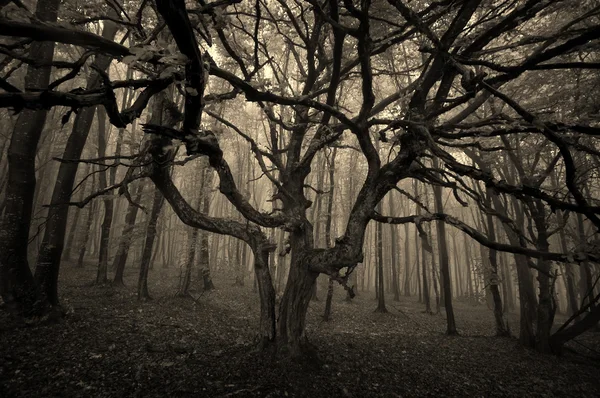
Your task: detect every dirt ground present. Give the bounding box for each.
[1,265,599,397]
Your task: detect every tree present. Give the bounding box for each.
[2,0,600,356]
[0,0,61,316]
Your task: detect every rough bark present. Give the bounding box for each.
[0,0,60,316]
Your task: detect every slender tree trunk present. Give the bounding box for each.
[387,196,401,301]
[323,148,337,321]
[0,0,61,316]
[138,186,165,300]
[112,181,144,286]
[375,201,387,313]
[577,213,595,311]
[176,227,198,297]
[76,170,97,268]
[432,158,457,334]
[483,189,508,336]
[403,222,411,296]
[415,182,431,313]
[95,108,113,284]
[63,163,90,261]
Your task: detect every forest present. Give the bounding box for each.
[0,0,599,396]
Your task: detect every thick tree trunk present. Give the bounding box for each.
[276,245,319,356]
[35,21,118,306]
[0,0,60,316]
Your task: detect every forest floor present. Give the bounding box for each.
[1,265,600,398]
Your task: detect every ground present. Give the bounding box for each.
[1,265,599,397]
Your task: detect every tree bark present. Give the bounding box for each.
[137,186,165,300]
[323,148,337,321]
[35,20,118,306]
[76,171,97,268]
[483,188,509,336]
[95,108,113,284]
[112,181,144,286]
[432,157,457,334]
[176,226,198,297]
[0,0,60,316]
[375,200,387,313]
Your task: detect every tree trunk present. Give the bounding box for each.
[483,189,509,336]
[403,222,411,296]
[491,194,537,347]
[387,196,401,301]
[576,213,595,312]
[137,186,165,300]
[323,148,336,321]
[0,0,60,316]
[432,157,457,334]
[76,171,97,268]
[276,235,319,356]
[95,108,113,284]
[35,20,119,306]
[112,181,144,286]
[375,201,387,313]
[63,163,90,261]
[176,227,198,297]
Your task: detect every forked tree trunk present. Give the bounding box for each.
[0,0,60,316]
